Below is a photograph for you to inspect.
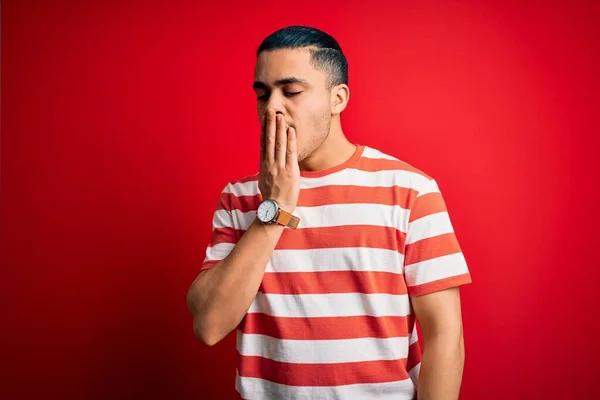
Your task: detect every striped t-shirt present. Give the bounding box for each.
[201,144,472,400]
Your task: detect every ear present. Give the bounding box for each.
[330,84,350,115]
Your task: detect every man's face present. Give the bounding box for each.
[253,48,332,162]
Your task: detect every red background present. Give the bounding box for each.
[2,1,599,399]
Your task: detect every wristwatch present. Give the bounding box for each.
[257,199,300,229]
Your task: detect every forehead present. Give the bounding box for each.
[254,48,324,84]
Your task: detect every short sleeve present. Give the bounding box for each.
[404,178,472,296]
[200,183,238,272]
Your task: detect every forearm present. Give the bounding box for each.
[187,218,284,345]
[417,332,465,400]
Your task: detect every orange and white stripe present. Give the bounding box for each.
[200,144,471,399]
[236,373,417,400]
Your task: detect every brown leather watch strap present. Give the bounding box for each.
[275,209,300,229]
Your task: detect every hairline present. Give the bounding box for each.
[256,46,342,90]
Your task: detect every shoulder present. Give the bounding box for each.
[220,172,260,196]
[359,145,436,194]
[213,172,261,214]
[207,172,260,218]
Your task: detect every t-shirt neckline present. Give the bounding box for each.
[300,144,365,178]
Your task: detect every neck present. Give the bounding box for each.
[299,117,356,172]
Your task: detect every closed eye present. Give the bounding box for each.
[257,91,302,101]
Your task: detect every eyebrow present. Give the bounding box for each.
[252,77,309,90]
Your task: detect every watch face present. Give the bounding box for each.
[257,200,278,223]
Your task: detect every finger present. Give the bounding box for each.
[275,114,287,167]
[286,126,298,168]
[260,113,266,162]
[265,109,276,164]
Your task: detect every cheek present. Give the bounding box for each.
[291,95,329,134]
[300,99,329,125]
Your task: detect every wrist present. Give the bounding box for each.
[277,203,296,214]
[257,198,300,229]
[264,198,296,213]
[251,216,285,237]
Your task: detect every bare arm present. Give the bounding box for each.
[411,287,466,400]
[186,108,300,346]
[186,219,284,345]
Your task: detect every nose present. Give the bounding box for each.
[262,109,285,122]
[265,92,286,117]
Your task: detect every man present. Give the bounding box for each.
[186,25,472,400]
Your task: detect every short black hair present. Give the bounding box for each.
[257,25,348,90]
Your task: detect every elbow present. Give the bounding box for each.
[192,314,225,347]
[193,326,215,346]
[187,279,216,346]
[422,325,465,360]
[458,330,465,362]
[186,272,229,347]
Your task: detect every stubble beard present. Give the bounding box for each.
[297,116,332,164]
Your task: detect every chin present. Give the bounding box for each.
[296,151,306,163]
